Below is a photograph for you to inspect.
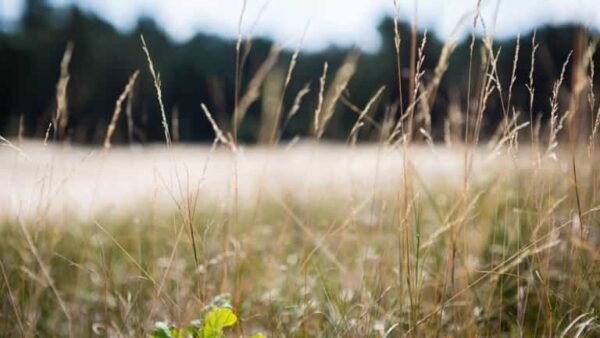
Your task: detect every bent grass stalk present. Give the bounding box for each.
[103,70,139,152]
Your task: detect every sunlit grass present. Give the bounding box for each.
[1,148,599,336]
[1,1,600,336]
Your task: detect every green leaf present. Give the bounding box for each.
[171,328,186,338]
[250,333,267,338]
[202,308,238,338]
[151,321,173,338]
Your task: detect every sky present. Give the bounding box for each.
[1,0,600,51]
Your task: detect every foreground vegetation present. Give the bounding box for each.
[0,145,599,337]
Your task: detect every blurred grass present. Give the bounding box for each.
[1,155,599,337]
[2,3,600,337]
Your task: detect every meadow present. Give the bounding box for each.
[1,3,600,337]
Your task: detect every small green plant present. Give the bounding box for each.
[150,295,265,338]
[151,307,237,338]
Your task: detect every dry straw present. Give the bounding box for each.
[103,70,139,151]
[313,62,328,136]
[141,35,172,146]
[547,52,573,158]
[315,52,359,138]
[235,45,281,129]
[53,42,74,141]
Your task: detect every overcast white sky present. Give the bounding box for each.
[1,0,600,51]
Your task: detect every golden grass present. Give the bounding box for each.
[1,2,600,337]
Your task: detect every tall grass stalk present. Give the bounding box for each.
[141,35,172,146]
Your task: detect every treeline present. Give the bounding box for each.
[0,1,592,144]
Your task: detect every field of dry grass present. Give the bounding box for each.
[2,1,600,336]
[1,140,599,337]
